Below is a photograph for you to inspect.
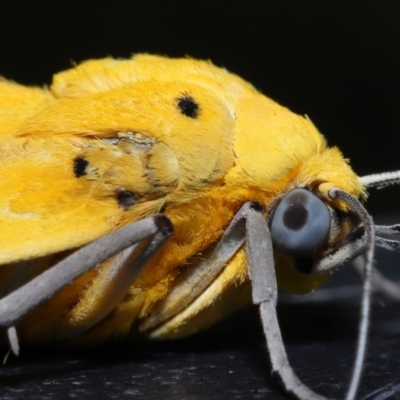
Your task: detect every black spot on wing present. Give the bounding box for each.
[176,93,200,118]
[116,189,137,210]
[73,156,89,178]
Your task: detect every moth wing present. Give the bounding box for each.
[0,55,240,265]
[0,130,179,264]
[0,79,53,138]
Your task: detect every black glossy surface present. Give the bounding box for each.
[1,242,400,400]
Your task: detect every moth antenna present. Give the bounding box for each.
[359,170,400,188]
[375,224,400,236]
[375,224,400,252]
[328,188,375,400]
[376,237,400,252]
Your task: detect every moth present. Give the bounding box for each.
[0,54,399,400]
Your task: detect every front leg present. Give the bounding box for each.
[245,204,330,400]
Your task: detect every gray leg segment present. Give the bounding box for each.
[0,215,172,352]
[245,204,330,400]
[141,204,247,331]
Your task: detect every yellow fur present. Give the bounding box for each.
[0,55,364,344]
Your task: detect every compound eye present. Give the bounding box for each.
[270,188,331,257]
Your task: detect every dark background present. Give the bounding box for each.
[1,3,400,399]
[1,1,399,214]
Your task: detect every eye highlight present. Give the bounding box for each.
[270,188,331,257]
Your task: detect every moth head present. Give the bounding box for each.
[267,171,400,294]
[269,187,356,274]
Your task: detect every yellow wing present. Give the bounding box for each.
[0,55,243,264]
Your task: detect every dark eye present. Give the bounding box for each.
[270,188,331,257]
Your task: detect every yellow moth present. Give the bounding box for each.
[0,54,399,400]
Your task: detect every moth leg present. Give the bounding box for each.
[60,216,173,339]
[141,202,248,332]
[245,204,329,400]
[0,215,172,353]
[6,326,19,356]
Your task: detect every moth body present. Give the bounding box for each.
[0,55,366,345]
[3,55,400,400]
